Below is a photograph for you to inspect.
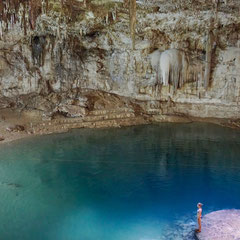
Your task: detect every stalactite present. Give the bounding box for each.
[204,31,214,89]
[150,49,207,93]
[159,49,188,92]
[105,13,109,25]
[172,65,180,91]
[181,53,188,88]
[123,0,129,9]
[112,10,116,22]
[0,21,3,39]
[212,0,219,9]
[29,0,39,30]
[23,2,27,35]
[29,0,34,30]
[41,0,46,14]
[46,0,49,14]
[0,1,4,14]
[129,0,136,50]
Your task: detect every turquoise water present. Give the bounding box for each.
[0,123,240,240]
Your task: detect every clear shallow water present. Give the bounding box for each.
[0,123,240,240]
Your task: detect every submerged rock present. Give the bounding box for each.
[196,210,240,240]
[0,182,22,189]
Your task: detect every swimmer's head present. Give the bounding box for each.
[197,203,203,208]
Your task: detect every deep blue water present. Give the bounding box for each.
[0,123,240,240]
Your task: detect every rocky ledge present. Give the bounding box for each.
[0,1,240,143]
[196,209,240,240]
[0,88,239,145]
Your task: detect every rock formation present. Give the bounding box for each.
[197,209,240,240]
[150,49,189,91]
[0,0,240,139]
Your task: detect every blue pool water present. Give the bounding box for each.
[0,123,240,240]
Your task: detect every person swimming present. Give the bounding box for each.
[196,203,203,233]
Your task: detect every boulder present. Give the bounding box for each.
[6,125,25,132]
[196,209,240,240]
[54,104,87,118]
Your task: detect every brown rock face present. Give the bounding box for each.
[6,125,25,132]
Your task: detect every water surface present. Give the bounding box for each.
[0,123,240,240]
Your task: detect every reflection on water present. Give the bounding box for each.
[0,123,240,240]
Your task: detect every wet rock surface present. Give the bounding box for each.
[196,210,240,240]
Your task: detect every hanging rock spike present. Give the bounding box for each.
[129,0,136,50]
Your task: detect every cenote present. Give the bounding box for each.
[0,123,240,240]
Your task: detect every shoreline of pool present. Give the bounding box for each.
[0,113,239,146]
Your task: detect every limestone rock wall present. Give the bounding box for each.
[0,0,240,119]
